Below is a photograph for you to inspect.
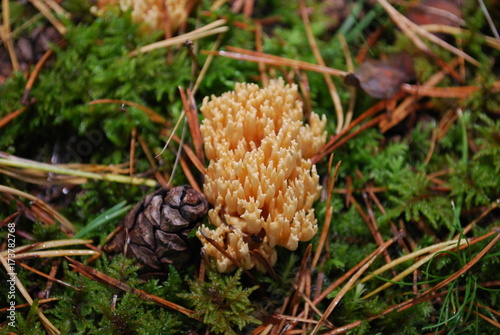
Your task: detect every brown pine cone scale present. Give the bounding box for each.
[105,185,208,274]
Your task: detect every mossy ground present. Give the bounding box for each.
[1,0,499,334]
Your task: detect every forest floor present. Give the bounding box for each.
[1,0,500,334]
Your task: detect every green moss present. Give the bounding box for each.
[1,0,500,333]
[179,267,261,334]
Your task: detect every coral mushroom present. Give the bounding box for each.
[94,0,187,34]
[198,78,327,272]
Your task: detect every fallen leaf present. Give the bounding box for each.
[346,53,415,99]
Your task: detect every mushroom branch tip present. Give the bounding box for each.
[198,78,327,272]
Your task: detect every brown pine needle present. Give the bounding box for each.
[0,155,158,187]
[42,0,70,18]
[311,236,400,334]
[299,0,344,134]
[255,21,268,86]
[137,134,169,187]
[311,158,340,270]
[404,230,500,308]
[198,228,243,268]
[314,113,387,164]
[65,257,194,317]
[18,261,79,290]
[478,0,500,39]
[312,88,406,164]
[2,0,19,71]
[90,99,168,125]
[29,0,67,35]
[339,33,356,131]
[129,20,228,56]
[0,298,59,313]
[156,111,185,158]
[0,105,29,128]
[167,117,186,186]
[289,244,312,311]
[470,308,500,329]
[192,32,225,95]
[179,87,204,163]
[457,199,499,238]
[379,58,460,133]
[0,184,76,233]
[170,133,207,175]
[179,155,202,193]
[360,238,472,299]
[421,25,500,50]
[0,254,60,334]
[206,47,348,78]
[401,81,500,98]
[376,0,479,66]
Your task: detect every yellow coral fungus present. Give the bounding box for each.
[198,79,327,272]
[94,0,187,34]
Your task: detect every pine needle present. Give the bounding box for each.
[0,254,61,334]
[129,20,228,56]
[0,184,76,233]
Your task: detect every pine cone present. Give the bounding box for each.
[105,185,208,274]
